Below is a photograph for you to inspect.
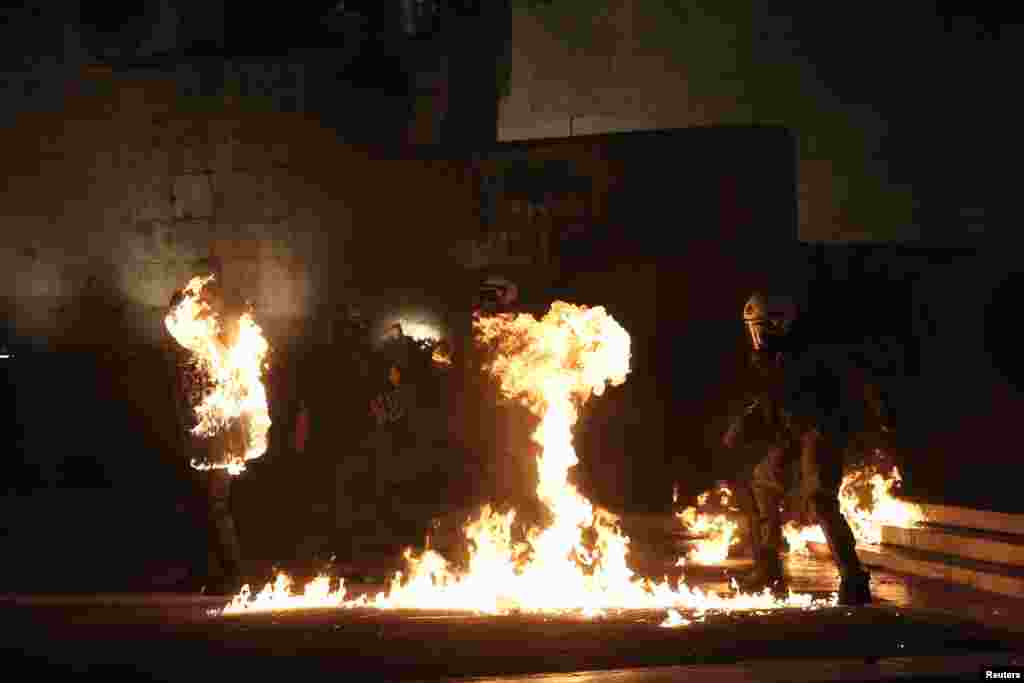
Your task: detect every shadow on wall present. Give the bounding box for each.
[10,269,185,489]
[53,273,128,349]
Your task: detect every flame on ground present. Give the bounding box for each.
[223,574,349,615]
[432,342,453,367]
[676,486,741,565]
[165,275,271,475]
[221,302,835,618]
[783,521,828,555]
[786,465,926,555]
[661,609,691,627]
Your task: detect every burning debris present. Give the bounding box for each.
[219,302,835,619]
[165,275,272,475]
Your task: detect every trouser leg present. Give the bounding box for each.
[734,476,762,556]
[207,469,242,580]
[800,429,864,579]
[751,445,789,555]
[738,444,790,592]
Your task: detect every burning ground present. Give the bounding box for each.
[675,465,927,566]
[214,301,837,622]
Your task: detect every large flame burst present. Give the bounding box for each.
[165,275,271,475]
[223,303,834,620]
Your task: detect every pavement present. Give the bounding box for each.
[4,551,1023,682]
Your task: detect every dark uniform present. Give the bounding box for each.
[724,293,874,606]
[370,367,416,485]
[364,364,421,539]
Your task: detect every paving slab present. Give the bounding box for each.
[5,550,1024,681]
[915,503,1024,536]
[857,543,1024,601]
[3,596,1019,682]
[437,655,1024,683]
[883,524,1024,567]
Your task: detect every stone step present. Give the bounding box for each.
[882,524,1024,568]
[914,501,1024,536]
[807,541,1024,599]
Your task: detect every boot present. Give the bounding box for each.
[737,547,786,595]
[838,569,872,606]
[810,494,873,606]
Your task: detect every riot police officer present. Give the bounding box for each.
[722,292,873,606]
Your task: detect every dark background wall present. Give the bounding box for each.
[498,1,1017,247]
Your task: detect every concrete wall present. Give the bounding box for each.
[0,64,351,349]
[498,1,917,244]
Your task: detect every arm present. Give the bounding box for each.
[723,394,764,449]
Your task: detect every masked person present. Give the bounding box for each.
[369,361,431,541]
[369,364,414,483]
[476,276,518,316]
[722,292,873,606]
[167,277,246,596]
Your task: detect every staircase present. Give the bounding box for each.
[811,502,1024,598]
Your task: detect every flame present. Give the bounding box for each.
[661,609,691,627]
[783,520,827,555]
[220,303,835,617]
[786,465,926,554]
[397,320,441,343]
[676,486,741,565]
[222,574,350,615]
[432,344,453,367]
[165,275,271,475]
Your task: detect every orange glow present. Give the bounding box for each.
[221,303,836,618]
[786,465,925,554]
[165,275,271,475]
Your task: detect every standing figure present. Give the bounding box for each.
[167,278,245,596]
[723,292,873,606]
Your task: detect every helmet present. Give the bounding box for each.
[478,276,518,311]
[742,292,797,352]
